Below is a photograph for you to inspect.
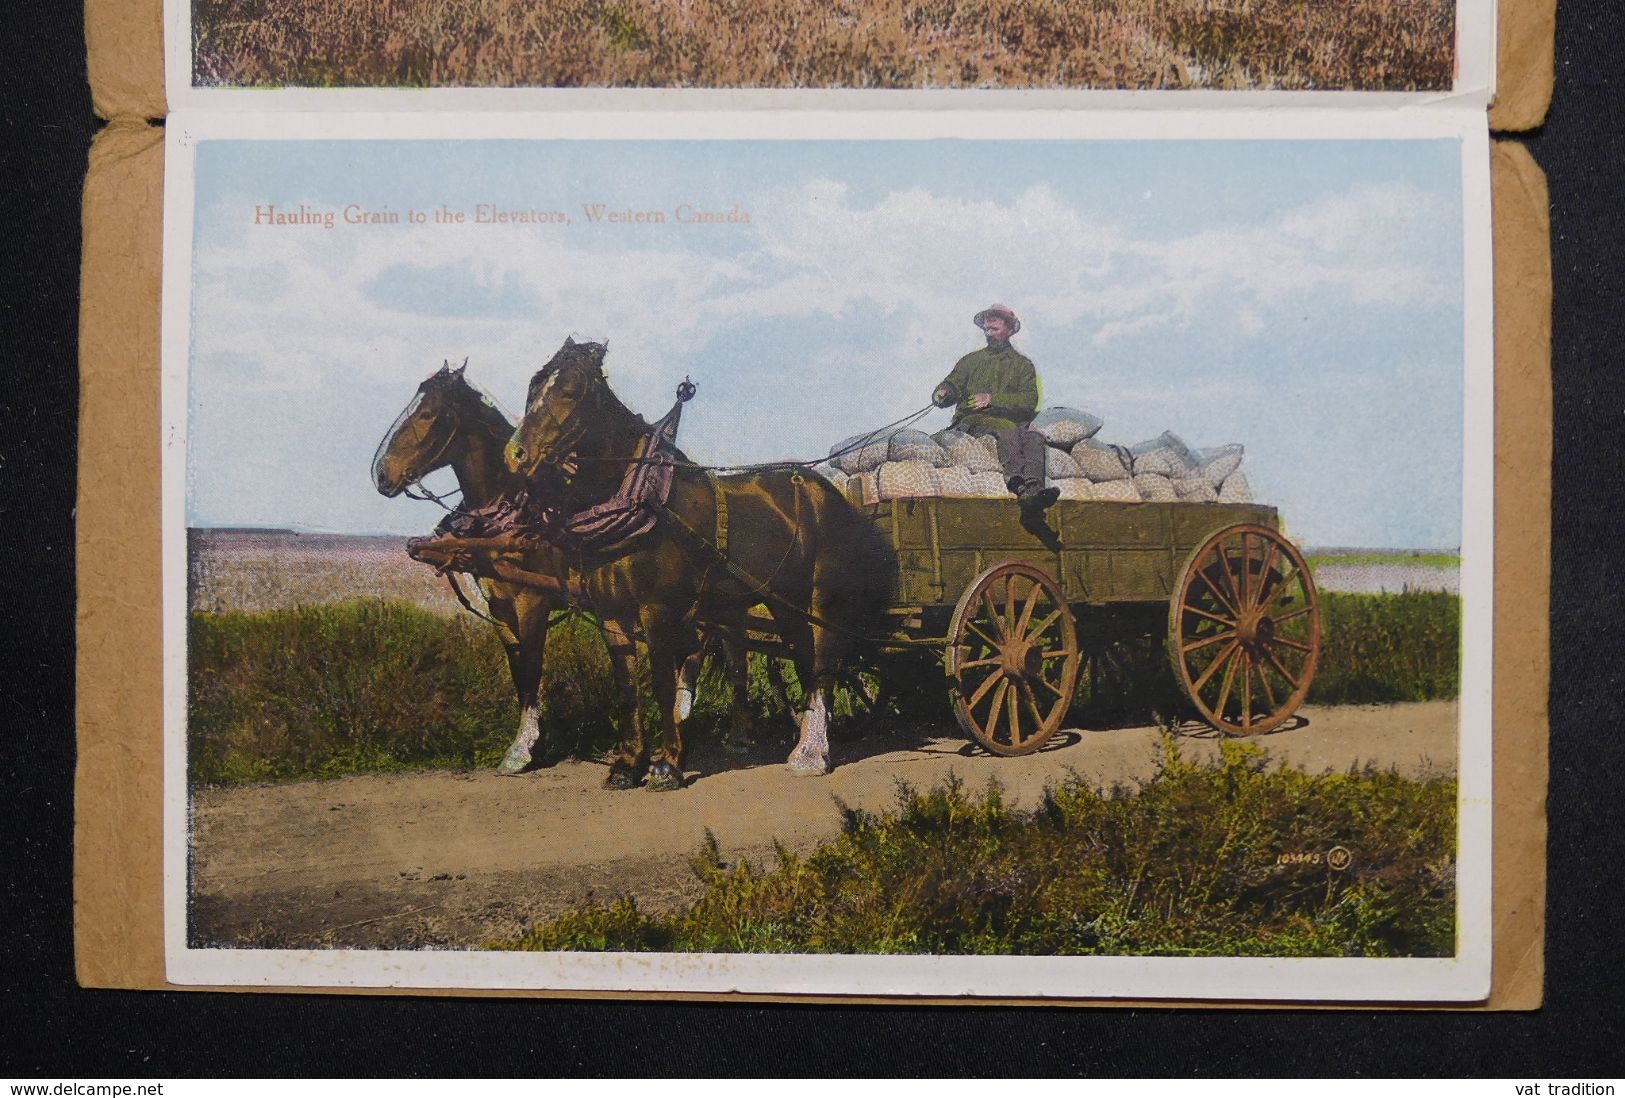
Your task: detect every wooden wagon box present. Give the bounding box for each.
[859,497,1281,609]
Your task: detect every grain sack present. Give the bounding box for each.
[1031,406,1105,447]
[1072,439,1132,481]
[1045,447,1082,481]
[932,428,969,450]
[965,470,1011,498]
[1091,479,1142,502]
[845,471,877,506]
[947,433,1003,473]
[829,433,890,475]
[1056,478,1093,501]
[932,465,975,497]
[889,428,948,466]
[1175,475,1219,502]
[816,464,849,493]
[1133,473,1179,501]
[1130,431,1200,477]
[1197,444,1245,487]
[1217,472,1253,503]
[876,459,938,500]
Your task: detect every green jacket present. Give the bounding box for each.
[935,345,1041,433]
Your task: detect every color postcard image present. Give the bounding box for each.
[163,111,1492,998]
[175,0,1493,98]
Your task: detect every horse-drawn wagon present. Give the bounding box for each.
[750,495,1322,758]
[380,345,1321,786]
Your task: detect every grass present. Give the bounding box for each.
[1308,551,1462,570]
[491,742,1457,956]
[186,588,1460,785]
[192,0,1455,91]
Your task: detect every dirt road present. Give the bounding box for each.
[189,701,1458,949]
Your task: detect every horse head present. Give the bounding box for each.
[372,359,480,497]
[505,337,611,481]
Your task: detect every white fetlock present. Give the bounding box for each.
[787,692,831,775]
[675,685,694,722]
[498,709,541,774]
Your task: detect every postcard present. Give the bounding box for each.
[167,0,1498,109]
[162,108,1492,998]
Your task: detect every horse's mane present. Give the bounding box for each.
[525,340,651,432]
[430,368,517,441]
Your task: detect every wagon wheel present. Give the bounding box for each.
[1169,523,1321,735]
[763,658,889,740]
[948,561,1080,757]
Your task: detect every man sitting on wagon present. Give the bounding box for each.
[932,304,1060,512]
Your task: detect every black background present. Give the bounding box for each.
[4,1,1621,1077]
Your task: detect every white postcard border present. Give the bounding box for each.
[162,107,1494,1000]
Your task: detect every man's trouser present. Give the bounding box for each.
[966,424,1046,492]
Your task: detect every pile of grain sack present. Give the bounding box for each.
[816,407,1253,505]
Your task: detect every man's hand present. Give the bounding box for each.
[969,392,993,409]
[931,383,958,408]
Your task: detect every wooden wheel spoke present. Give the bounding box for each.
[1018,681,1046,730]
[1003,574,1018,638]
[965,619,1002,650]
[1028,607,1064,639]
[966,667,1003,711]
[957,655,1003,670]
[1182,601,1236,629]
[1015,581,1043,638]
[1182,628,1237,655]
[1040,648,1072,661]
[1240,532,1252,608]
[1006,684,1023,744]
[1270,635,1314,654]
[1270,604,1314,625]
[1034,674,1065,699]
[1211,648,1239,717]
[1213,545,1243,614]
[1263,646,1300,692]
[985,679,1010,743]
[1193,569,1241,620]
[1191,639,1240,695]
[1240,652,1253,728]
[1257,651,1278,711]
[1255,541,1280,609]
[981,590,1006,640]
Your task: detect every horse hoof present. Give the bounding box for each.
[603,761,643,790]
[787,753,830,776]
[497,753,531,776]
[645,760,685,792]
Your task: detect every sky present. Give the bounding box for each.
[187,137,1467,548]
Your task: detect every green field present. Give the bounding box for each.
[492,748,1457,957]
[186,588,1460,786]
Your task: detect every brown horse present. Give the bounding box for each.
[504,338,889,787]
[373,362,561,774]
[375,362,756,782]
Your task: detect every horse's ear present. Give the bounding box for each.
[453,358,467,379]
[563,336,575,348]
[437,360,450,375]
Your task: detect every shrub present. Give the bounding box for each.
[494,743,1457,957]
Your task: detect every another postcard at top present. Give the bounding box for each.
[170,0,1497,110]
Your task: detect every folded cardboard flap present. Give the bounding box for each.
[72,126,1551,1005]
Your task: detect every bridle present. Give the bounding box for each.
[395,384,468,512]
